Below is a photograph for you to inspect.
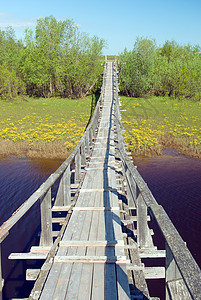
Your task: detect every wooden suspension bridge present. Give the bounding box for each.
[0,61,200,299]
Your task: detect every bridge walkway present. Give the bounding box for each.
[39,62,131,299]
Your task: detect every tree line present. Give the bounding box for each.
[118,38,201,100]
[0,16,105,100]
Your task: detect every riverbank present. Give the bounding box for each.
[0,96,92,159]
[1,95,201,160]
[121,96,201,159]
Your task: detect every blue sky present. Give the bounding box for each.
[0,0,201,54]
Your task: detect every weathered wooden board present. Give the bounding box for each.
[32,61,132,300]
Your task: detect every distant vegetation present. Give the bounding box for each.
[1,23,201,159]
[118,38,201,101]
[0,16,105,99]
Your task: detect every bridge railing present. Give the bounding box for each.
[0,63,107,300]
[113,62,201,299]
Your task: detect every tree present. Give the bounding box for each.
[0,64,25,99]
[119,38,156,97]
[21,16,105,98]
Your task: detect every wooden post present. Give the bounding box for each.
[137,190,149,248]
[85,131,90,156]
[129,173,137,207]
[40,188,53,246]
[125,168,134,207]
[56,165,71,206]
[0,244,2,300]
[89,128,93,147]
[55,174,64,206]
[63,165,71,206]
[81,140,86,167]
[75,149,81,183]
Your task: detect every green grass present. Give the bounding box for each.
[120,96,201,158]
[0,96,92,158]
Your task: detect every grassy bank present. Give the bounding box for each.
[0,97,92,159]
[121,96,201,158]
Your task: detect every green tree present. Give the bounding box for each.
[0,64,25,99]
[119,38,156,97]
[21,16,105,98]
[153,41,201,99]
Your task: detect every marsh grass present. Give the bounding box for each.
[0,96,92,158]
[121,96,201,158]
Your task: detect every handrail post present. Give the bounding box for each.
[75,148,81,183]
[125,167,135,207]
[137,189,150,248]
[56,165,71,206]
[63,165,71,206]
[89,128,93,147]
[81,141,86,167]
[40,188,53,246]
[85,131,90,156]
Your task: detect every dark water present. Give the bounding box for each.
[0,157,62,299]
[0,151,200,299]
[133,149,201,299]
[133,148,201,268]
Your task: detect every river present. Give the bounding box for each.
[0,150,200,299]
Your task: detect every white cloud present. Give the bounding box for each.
[0,12,36,31]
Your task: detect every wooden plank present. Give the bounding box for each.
[9,253,47,260]
[26,269,40,281]
[128,237,150,298]
[139,249,166,258]
[51,205,70,211]
[92,210,105,299]
[29,204,74,299]
[73,207,119,211]
[116,264,131,299]
[30,246,51,253]
[105,263,118,300]
[77,209,94,299]
[40,211,86,299]
[167,278,192,299]
[54,255,128,263]
[144,267,165,279]
[52,217,66,224]
[59,240,124,247]
[79,188,117,193]
[63,211,93,298]
[77,209,99,299]
[122,216,150,224]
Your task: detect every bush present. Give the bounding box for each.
[119,39,201,101]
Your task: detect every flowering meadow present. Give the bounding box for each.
[0,97,91,158]
[121,97,201,158]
